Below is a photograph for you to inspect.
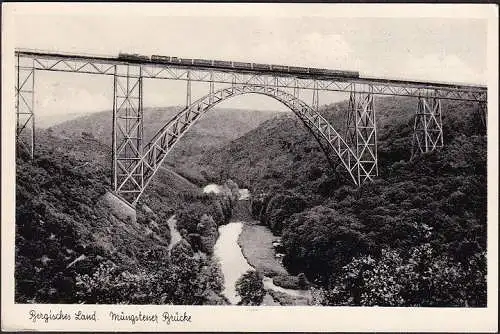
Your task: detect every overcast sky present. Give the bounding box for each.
[8,4,492,116]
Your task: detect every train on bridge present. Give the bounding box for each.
[118,53,360,79]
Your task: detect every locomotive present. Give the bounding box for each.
[118,53,359,78]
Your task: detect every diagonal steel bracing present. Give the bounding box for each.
[112,64,144,205]
[346,86,378,184]
[16,54,36,159]
[412,91,443,156]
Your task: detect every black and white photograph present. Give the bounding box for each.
[1,3,498,332]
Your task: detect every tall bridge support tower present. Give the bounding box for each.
[346,86,378,185]
[478,101,487,132]
[412,91,443,155]
[112,64,144,205]
[15,54,35,159]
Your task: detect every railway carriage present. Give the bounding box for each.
[233,61,252,69]
[308,67,329,75]
[178,58,194,65]
[118,53,149,62]
[151,55,170,63]
[289,66,310,74]
[192,59,211,66]
[252,63,271,71]
[120,53,360,78]
[270,64,289,72]
[328,69,359,78]
[213,60,232,68]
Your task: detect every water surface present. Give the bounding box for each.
[167,216,182,251]
[213,222,254,304]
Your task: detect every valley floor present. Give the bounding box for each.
[237,220,288,277]
[237,220,311,305]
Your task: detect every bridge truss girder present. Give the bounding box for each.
[13,51,488,206]
[19,52,487,102]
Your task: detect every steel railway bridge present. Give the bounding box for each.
[15,49,488,206]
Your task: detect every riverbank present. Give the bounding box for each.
[237,220,311,305]
[237,220,288,277]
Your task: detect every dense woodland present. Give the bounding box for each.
[15,95,487,306]
[200,96,487,307]
[15,132,235,304]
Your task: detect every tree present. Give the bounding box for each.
[263,191,307,234]
[224,179,240,201]
[318,244,486,307]
[235,270,265,306]
[281,205,369,283]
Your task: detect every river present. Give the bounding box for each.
[206,183,310,305]
[213,221,311,305]
[166,216,182,252]
[213,222,253,304]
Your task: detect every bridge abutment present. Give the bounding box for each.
[99,191,137,224]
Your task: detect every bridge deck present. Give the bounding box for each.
[15,49,487,101]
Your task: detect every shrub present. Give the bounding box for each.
[235,270,265,306]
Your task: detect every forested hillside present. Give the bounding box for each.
[15,94,487,307]
[15,130,238,304]
[194,96,487,306]
[197,97,485,191]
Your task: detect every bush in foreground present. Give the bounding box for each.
[311,244,486,307]
[235,270,265,306]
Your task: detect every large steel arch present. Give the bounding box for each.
[115,84,358,205]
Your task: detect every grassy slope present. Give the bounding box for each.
[237,221,288,277]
